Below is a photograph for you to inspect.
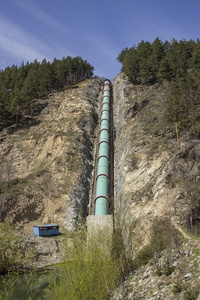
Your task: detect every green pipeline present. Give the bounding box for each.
[95,80,111,215]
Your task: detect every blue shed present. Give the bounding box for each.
[33,224,59,236]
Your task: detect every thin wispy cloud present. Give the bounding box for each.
[15,0,71,34]
[0,16,52,64]
[1,0,199,78]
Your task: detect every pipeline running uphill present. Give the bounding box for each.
[95,80,111,215]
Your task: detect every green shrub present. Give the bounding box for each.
[0,222,19,272]
[133,218,181,270]
[163,260,175,276]
[155,267,163,276]
[48,224,122,300]
[184,286,200,300]
[172,280,182,294]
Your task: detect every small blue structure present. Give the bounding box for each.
[33,224,59,236]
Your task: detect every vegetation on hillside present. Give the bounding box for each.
[117,38,200,239]
[117,38,200,139]
[48,224,124,300]
[0,221,130,299]
[0,56,94,130]
[0,222,28,274]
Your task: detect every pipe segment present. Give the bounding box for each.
[95,79,111,215]
[104,91,110,97]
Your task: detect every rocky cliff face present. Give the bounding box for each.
[113,73,200,250]
[112,73,200,299]
[0,79,100,233]
[1,73,199,239]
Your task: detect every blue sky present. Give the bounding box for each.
[0,0,200,80]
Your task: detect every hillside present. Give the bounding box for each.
[112,73,200,299]
[0,71,200,298]
[0,79,100,233]
[113,72,200,249]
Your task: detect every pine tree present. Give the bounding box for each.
[122,46,139,84]
[137,40,152,84]
[150,38,165,83]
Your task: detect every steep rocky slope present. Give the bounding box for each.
[0,73,200,297]
[0,79,100,233]
[112,73,200,299]
[111,238,200,299]
[113,72,200,249]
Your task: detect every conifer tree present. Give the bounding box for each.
[0,56,94,129]
[150,38,165,83]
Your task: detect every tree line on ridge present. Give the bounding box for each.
[117,38,200,137]
[0,56,94,129]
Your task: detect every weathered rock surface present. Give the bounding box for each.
[0,79,100,233]
[112,73,200,299]
[111,241,200,299]
[19,235,63,268]
[113,73,200,250]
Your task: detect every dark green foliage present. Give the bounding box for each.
[150,38,165,83]
[0,222,22,273]
[118,38,196,85]
[172,280,200,300]
[121,46,139,84]
[172,280,183,294]
[0,57,94,129]
[184,286,200,300]
[155,259,175,276]
[118,38,200,139]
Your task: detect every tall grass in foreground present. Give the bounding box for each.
[48,224,123,300]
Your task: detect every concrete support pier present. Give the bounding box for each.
[87,215,113,238]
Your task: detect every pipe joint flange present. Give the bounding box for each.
[100,118,110,123]
[97,154,110,161]
[98,140,110,146]
[103,95,110,99]
[101,102,110,108]
[94,195,109,203]
[99,128,109,134]
[101,109,110,114]
[96,173,109,180]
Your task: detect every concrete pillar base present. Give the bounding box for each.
[86,215,113,238]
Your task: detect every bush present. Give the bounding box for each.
[133,218,181,270]
[48,224,122,300]
[0,222,19,273]
[184,286,200,300]
[172,280,182,294]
